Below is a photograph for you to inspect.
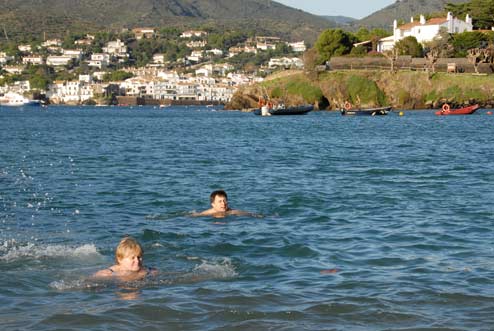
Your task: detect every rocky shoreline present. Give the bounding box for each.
[226,70,494,111]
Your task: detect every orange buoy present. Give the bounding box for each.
[344,101,352,111]
[487,111,493,115]
[442,103,450,112]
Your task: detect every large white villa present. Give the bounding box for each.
[377,12,473,52]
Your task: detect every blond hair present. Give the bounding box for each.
[115,236,143,264]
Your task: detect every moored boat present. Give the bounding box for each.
[0,92,40,107]
[340,102,392,116]
[253,104,313,116]
[435,104,479,116]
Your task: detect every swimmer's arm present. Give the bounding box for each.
[92,268,113,278]
[148,267,159,276]
[190,209,214,217]
[229,209,263,218]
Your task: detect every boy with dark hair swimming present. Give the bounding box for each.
[192,190,252,218]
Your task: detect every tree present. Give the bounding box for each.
[394,36,423,57]
[423,27,454,58]
[466,47,494,73]
[350,45,368,56]
[315,29,356,63]
[452,31,488,57]
[446,0,494,30]
[425,49,439,73]
[303,47,322,80]
[382,49,398,72]
[103,71,133,82]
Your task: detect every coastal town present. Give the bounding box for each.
[0,29,306,106]
[0,6,492,108]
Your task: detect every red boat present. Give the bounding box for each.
[435,104,479,115]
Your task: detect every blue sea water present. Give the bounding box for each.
[0,105,493,331]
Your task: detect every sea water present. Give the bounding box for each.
[0,106,493,331]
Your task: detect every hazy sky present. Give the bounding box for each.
[275,0,396,19]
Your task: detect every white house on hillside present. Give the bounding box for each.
[378,12,473,52]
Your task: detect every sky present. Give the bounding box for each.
[275,0,396,19]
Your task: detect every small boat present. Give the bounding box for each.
[253,104,313,116]
[435,104,479,116]
[0,92,40,107]
[341,105,392,116]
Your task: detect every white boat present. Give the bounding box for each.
[0,92,40,107]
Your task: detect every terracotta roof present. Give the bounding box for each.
[398,22,421,30]
[425,18,448,25]
[398,17,448,30]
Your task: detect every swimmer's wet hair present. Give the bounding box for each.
[115,236,143,264]
[210,190,227,204]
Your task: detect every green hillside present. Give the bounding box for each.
[355,0,467,30]
[0,0,335,43]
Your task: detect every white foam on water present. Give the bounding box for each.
[0,241,103,262]
[50,257,238,291]
[50,278,104,291]
[192,258,238,279]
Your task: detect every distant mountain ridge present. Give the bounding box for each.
[0,0,474,44]
[321,16,357,25]
[355,0,468,30]
[0,0,335,43]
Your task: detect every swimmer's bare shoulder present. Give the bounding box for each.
[191,209,261,218]
[92,268,113,278]
[190,208,215,217]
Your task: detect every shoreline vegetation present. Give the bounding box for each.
[226,70,494,111]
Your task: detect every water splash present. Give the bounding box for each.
[0,241,102,262]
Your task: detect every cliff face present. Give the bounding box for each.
[226,70,494,110]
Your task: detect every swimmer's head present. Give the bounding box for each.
[210,190,227,204]
[115,236,143,264]
[210,190,229,212]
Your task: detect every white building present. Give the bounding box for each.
[22,56,44,65]
[18,44,32,52]
[75,35,94,46]
[186,40,207,48]
[152,54,166,65]
[288,41,306,52]
[0,52,14,64]
[180,30,207,38]
[42,39,62,47]
[63,49,84,60]
[206,48,224,57]
[153,80,177,100]
[268,57,304,69]
[120,77,151,97]
[87,53,110,68]
[176,81,198,100]
[378,12,473,52]
[47,81,93,103]
[132,28,156,40]
[103,39,128,58]
[187,50,204,63]
[2,65,24,74]
[46,55,73,66]
[92,71,109,81]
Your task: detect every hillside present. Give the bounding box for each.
[354,0,467,30]
[0,0,334,43]
[321,16,357,26]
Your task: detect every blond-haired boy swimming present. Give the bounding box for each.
[93,236,157,281]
